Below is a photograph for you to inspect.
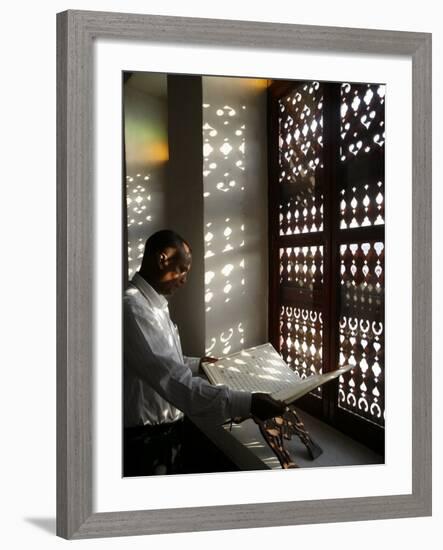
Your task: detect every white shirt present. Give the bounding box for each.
[123,273,251,427]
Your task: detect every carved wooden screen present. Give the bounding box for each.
[268,81,385,453]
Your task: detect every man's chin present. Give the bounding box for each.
[163,286,178,296]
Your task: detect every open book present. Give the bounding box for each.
[201,343,353,405]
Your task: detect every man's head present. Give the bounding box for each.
[139,230,192,296]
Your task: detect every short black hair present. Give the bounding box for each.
[142,230,191,260]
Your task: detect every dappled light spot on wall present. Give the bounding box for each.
[126,173,155,277]
[203,143,214,157]
[203,104,246,195]
[202,98,247,355]
[203,78,268,358]
[221,264,234,277]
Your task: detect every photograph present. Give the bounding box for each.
[122,72,386,477]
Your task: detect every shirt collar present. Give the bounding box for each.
[131,272,169,310]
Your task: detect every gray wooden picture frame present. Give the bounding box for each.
[56,9,432,539]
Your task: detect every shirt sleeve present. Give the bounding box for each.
[124,299,251,425]
[183,356,201,375]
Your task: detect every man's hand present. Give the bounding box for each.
[199,356,218,367]
[250,393,286,422]
[199,356,218,376]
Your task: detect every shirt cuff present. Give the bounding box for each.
[183,356,201,375]
[229,390,252,421]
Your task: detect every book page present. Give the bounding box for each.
[202,342,353,404]
[201,343,299,394]
[271,364,353,404]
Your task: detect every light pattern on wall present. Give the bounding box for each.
[278,82,324,235]
[203,102,248,356]
[338,242,384,424]
[126,173,152,278]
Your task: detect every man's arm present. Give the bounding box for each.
[124,302,251,424]
[184,356,217,376]
[183,356,200,375]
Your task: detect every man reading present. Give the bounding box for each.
[123,229,285,476]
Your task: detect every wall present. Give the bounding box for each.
[166,75,206,356]
[124,73,168,278]
[124,74,268,357]
[1,1,441,550]
[202,76,269,356]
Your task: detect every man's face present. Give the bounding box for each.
[156,244,192,295]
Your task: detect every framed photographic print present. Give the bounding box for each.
[57,9,432,539]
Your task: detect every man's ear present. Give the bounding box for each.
[158,252,168,270]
